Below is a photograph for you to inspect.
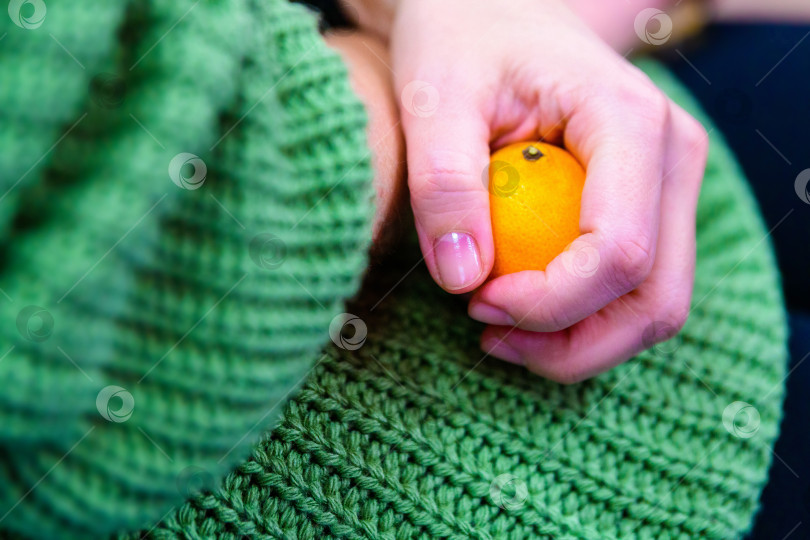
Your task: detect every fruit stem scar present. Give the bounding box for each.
[523,145,543,161]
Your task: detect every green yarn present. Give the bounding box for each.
[0,1,787,539]
[1,0,372,538]
[0,1,127,236]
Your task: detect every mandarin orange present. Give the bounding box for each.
[488,141,585,278]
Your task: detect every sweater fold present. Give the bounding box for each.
[0,1,374,537]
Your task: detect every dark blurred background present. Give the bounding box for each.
[659,23,810,540]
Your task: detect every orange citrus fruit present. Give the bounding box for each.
[488,141,585,278]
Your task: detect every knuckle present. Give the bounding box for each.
[633,89,670,132]
[640,82,670,112]
[544,309,573,332]
[683,116,710,160]
[609,235,654,292]
[512,276,572,332]
[408,150,478,201]
[585,80,670,139]
[408,171,457,203]
[577,76,672,141]
[611,83,669,121]
[528,306,571,332]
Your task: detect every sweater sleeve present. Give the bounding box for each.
[0,2,128,236]
[0,1,374,538]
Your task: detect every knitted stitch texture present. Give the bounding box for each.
[0,0,373,538]
[119,61,786,539]
[0,2,787,540]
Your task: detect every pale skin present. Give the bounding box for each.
[325,0,805,383]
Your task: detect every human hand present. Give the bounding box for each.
[386,0,708,383]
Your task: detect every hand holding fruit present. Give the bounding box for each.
[344,0,709,382]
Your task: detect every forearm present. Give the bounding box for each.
[342,0,810,51]
[711,0,810,21]
[342,0,688,53]
[324,30,409,256]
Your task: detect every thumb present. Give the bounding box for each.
[400,84,493,293]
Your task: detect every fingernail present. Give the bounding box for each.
[434,232,482,291]
[469,302,516,326]
[482,336,523,365]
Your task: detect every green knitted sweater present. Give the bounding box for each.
[0,1,787,539]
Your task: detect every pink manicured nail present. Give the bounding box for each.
[434,232,482,291]
[482,336,523,365]
[469,302,516,326]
